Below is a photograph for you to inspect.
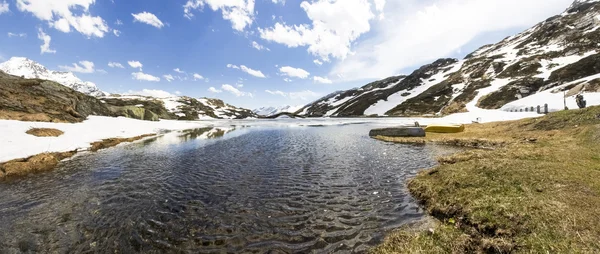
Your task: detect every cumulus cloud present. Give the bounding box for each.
[313,59,323,66]
[265,90,320,100]
[208,87,222,93]
[163,74,175,82]
[193,73,204,80]
[271,0,285,5]
[59,60,95,73]
[329,0,573,81]
[128,60,143,70]
[174,68,185,74]
[16,0,109,37]
[0,1,8,14]
[313,76,333,84]
[279,66,310,79]
[115,19,123,25]
[183,0,255,31]
[131,72,160,82]
[108,62,124,68]
[222,84,252,97]
[132,12,164,28]
[113,29,121,36]
[252,41,270,51]
[37,28,55,54]
[259,0,378,61]
[283,78,292,82]
[126,89,174,98]
[228,64,266,78]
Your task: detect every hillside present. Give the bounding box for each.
[0,57,108,97]
[0,58,257,121]
[0,70,114,123]
[102,95,257,120]
[298,0,600,117]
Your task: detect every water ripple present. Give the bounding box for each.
[0,125,459,253]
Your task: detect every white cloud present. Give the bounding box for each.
[313,76,333,84]
[241,65,266,78]
[37,28,55,54]
[175,91,181,95]
[132,12,164,28]
[228,64,266,78]
[174,68,185,74]
[113,29,121,36]
[0,1,8,14]
[59,60,95,73]
[283,78,292,82]
[265,89,320,100]
[252,41,270,51]
[271,0,285,5]
[131,72,160,82]
[115,19,123,25]
[330,0,573,81]
[208,87,222,93]
[183,0,255,31]
[259,0,376,61]
[16,0,109,37]
[163,74,175,82]
[97,69,107,74]
[7,32,26,38]
[128,60,143,70]
[279,66,310,79]
[126,89,174,98]
[313,59,323,66]
[108,62,124,68]
[193,73,204,80]
[222,84,252,97]
[265,89,287,97]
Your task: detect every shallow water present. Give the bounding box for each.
[0,124,457,253]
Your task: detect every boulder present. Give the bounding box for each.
[369,127,426,137]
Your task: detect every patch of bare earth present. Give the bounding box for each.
[0,134,155,181]
[26,128,64,137]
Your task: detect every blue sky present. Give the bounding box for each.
[0,0,574,109]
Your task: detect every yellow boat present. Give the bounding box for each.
[424,124,465,133]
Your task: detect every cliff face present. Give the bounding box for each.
[298,0,600,117]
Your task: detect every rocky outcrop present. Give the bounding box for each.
[0,71,114,123]
[298,0,600,117]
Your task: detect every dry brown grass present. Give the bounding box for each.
[25,128,64,137]
[0,133,156,181]
[0,151,76,180]
[371,106,600,253]
[89,134,155,152]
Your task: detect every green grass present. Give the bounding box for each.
[372,106,600,253]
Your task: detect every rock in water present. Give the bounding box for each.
[369,127,426,137]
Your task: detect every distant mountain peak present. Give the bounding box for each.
[0,57,107,97]
[253,105,304,116]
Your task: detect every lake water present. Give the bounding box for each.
[0,123,457,253]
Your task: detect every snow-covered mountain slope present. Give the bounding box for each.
[299,0,600,117]
[253,105,304,116]
[0,57,107,97]
[101,95,257,120]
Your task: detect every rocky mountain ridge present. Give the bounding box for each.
[253,105,304,117]
[297,0,600,117]
[0,58,257,121]
[0,57,108,97]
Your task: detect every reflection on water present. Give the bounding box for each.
[0,125,458,253]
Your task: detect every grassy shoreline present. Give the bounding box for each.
[371,107,600,253]
[0,134,156,181]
